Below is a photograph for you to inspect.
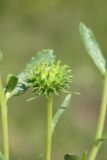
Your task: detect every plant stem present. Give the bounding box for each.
[46,95,53,160]
[89,70,107,160]
[0,76,9,160]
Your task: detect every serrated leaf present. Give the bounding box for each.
[82,151,87,160]
[5,73,18,94]
[0,152,5,160]
[79,22,106,75]
[52,94,71,133]
[64,154,80,160]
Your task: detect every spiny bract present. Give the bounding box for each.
[26,59,72,96]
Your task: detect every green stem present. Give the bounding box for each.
[89,70,107,160]
[46,95,53,160]
[0,76,9,160]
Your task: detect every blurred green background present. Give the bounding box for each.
[0,0,107,160]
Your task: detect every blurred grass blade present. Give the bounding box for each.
[79,22,106,75]
[52,94,71,133]
[82,151,87,160]
[0,152,5,160]
[0,51,3,61]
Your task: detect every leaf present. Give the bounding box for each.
[64,154,80,160]
[5,74,18,93]
[79,22,106,75]
[5,74,18,99]
[9,72,29,97]
[0,152,5,160]
[82,151,87,160]
[26,49,55,70]
[52,94,71,133]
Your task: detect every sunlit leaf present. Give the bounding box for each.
[79,22,106,75]
[52,94,71,133]
[64,154,80,160]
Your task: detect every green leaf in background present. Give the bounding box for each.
[79,22,106,75]
[81,151,87,160]
[0,152,5,160]
[52,94,71,133]
[64,154,80,160]
[6,49,55,98]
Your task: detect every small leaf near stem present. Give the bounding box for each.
[46,95,53,160]
[89,70,107,160]
[52,94,71,133]
[5,74,18,100]
[0,75,9,160]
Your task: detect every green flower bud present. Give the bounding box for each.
[26,59,72,96]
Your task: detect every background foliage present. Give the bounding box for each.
[0,0,107,160]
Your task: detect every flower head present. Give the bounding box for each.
[26,59,72,96]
